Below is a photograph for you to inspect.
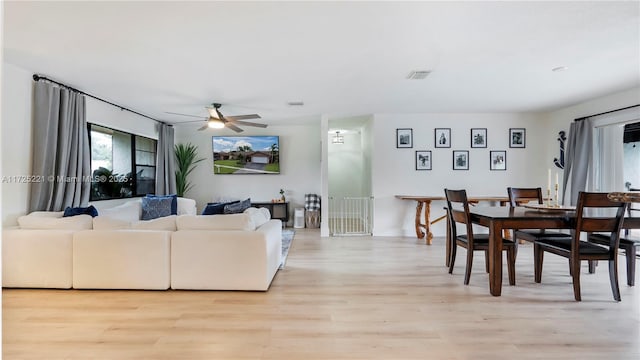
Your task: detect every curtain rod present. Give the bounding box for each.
[32,74,166,125]
[574,104,640,122]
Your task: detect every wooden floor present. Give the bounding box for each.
[3,229,639,359]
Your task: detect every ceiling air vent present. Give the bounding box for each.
[287,101,304,106]
[406,70,431,80]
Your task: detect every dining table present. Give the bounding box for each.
[469,205,640,297]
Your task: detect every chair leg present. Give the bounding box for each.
[534,244,543,283]
[484,251,489,273]
[608,258,621,301]
[571,259,582,301]
[448,243,457,274]
[464,248,474,285]
[507,246,516,286]
[625,245,636,286]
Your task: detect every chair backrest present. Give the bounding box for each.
[444,189,474,241]
[574,192,628,249]
[507,187,544,207]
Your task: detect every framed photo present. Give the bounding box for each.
[415,150,432,170]
[471,128,487,148]
[452,150,469,170]
[396,128,413,148]
[509,128,526,148]
[435,128,451,148]
[490,150,507,171]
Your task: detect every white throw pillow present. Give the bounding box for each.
[243,207,269,228]
[18,214,93,230]
[131,215,177,231]
[176,214,256,231]
[177,198,197,215]
[99,201,141,222]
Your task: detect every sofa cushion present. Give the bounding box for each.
[93,216,131,230]
[18,214,93,230]
[63,205,99,218]
[224,198,251,214]
[27,211,65,218]
[131,215,177,231]
[141,196,174,220]
[176,214,256,231]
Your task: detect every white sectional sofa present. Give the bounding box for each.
[2,198,282,291]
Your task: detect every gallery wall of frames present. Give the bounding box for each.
[396,127,525,171]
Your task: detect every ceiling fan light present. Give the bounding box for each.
[208,118,225,129]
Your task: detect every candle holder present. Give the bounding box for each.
[554,184,559,208]
[547,188,551,207]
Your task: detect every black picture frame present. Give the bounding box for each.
[509,128,526,148]
[471,128,487,148]
[453,150,469,170]
[490,150,507,171]
[415,150,432,170]
[435,128,451,148]
[396,128,413,148]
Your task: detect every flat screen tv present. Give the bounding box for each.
[212,135,280,174]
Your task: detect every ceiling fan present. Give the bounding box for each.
[167,103,266,133]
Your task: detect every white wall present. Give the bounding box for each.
[174,123,322,224]
[371,113,547,237]
[1,63,33,226]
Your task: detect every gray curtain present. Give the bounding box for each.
[562,118,593,205]
[29,81,90,211]
[155,123,177,195]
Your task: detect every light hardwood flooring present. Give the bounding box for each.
[3,229,639,359]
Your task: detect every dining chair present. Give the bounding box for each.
[507,187,572,244]
[444,189,516,285]
[533,192,628,301]
[587,233,639,286]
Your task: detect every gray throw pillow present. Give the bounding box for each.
[224,198,251,214]
[141,196,173,220]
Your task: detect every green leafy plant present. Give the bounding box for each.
[174,143,204,197]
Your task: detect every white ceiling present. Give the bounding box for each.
[3,1,639,127]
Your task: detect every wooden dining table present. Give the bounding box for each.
[469,206,640,297]
[395,195,509,244]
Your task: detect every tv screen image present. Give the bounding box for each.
[212,136,280,174]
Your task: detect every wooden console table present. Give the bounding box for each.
[395,195,509,244]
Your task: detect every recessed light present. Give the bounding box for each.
[552,66,568,72]
[287,101,304,106]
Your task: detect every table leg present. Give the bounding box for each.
[488,220,503,296]
[424,200,433,245]
[414,201,425,240]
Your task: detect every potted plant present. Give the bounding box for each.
[174,143,204,197]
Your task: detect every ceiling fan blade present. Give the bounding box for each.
[165,111,205,119]
[176,119,208,124]
[225,122,244,133]
[197,124,209,131]
[225,114,261,121]
[228,120,268,128]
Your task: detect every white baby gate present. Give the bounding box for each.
[328,196,373,236]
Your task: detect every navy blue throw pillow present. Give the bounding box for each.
[145,194,177,215]
[202,200,240,215]
[224,198,251,214]
[63,205,99,218]
[141,196,173,220]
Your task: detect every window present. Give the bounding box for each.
[89,124,157,200]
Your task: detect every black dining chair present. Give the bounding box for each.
[587,233,639,286]
[445,189,516,285]
[533,192,628,301]
[507,187,572,244]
